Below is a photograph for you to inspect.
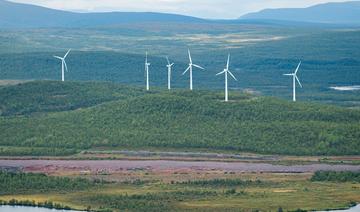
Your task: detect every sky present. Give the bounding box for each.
[9,0,351,19]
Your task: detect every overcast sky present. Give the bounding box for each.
[9,0,351,19]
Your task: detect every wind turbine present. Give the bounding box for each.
[145,52,151,91]
[182,49,204,91]
[216,54,237,102]
[166,56,174,90]
[53,49,71,82]
[284,61,302,102]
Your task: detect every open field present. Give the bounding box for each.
[1,159,360,175]
[0,167,359,211]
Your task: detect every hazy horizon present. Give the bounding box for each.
[7,0,354,19]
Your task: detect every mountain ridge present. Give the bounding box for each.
[240,1,360,24]
[0,0,207,28]
[2,0,360,28]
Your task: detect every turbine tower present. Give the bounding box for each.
[166,56,174,90]
[216,54,238,102]
[145,52,151,91]
[284,61,303,102]
[183,49,204,91]
[54,49,71,82]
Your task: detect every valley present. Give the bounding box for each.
[0,1,359,211]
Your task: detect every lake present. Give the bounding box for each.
[0,206,83,212]
[318,204,360,212]
[330,85,360,91]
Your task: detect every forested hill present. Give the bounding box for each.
[0,81,359,156]
[0,0,206,28]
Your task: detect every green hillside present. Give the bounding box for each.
[0,81,359,156]
[0,81,145,116]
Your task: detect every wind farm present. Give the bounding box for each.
[0,0,359,212]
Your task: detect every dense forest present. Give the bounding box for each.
[311,171,360,182]
[0,81,145,116]
[0,81,359,156]
[0,171,101,195]
[177,178,265,187]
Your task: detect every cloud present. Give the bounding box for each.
[8,0,351,19]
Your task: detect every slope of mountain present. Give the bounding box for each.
[240,1,360,24]
[1,81,359,156]
[0,0,206,28]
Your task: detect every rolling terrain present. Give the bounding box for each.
[0,81,359,156]
[0,1,359,212]
[0,26,359,107]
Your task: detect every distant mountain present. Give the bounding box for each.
[0,0,206,28]
[240,1,360,24]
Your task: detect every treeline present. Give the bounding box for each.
[0,171,102,195]
[311,171,360,183]
[0,146,78,156]
[178,178,264,187]
[90,190,240,211]
[0,81,145,116]
[0,199,72,211]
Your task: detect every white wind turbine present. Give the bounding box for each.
[216,54,238,102]
[182,49,204,91]
[166,56,174,90]
[53,49,71,82]
[145,52,151,91]
[284,61,303,102]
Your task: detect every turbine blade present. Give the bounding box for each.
[170,63,174,66]
[227,54,230,70]
[295,76,302,88]
[182,66,190,75]
[54,56,63,60]
[188,49,192,64]
[64,49,71,59]
[228,70,238,81]
[283,74,293,76]
[193,64,204,70]
[295,61,301,74]
[64,60,69,72]
[145,52,148,63]
[63,61,69,72]
[216,70,226,76]
[166,56,170,65]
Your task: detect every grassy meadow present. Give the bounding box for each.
[0,171,359,211]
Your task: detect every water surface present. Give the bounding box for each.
[0,206,82,212]
[330,86,360,91]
